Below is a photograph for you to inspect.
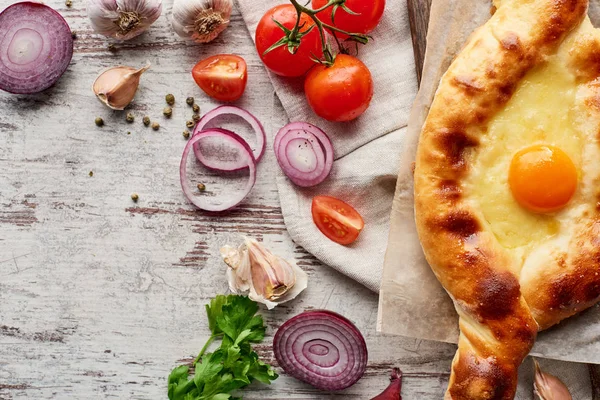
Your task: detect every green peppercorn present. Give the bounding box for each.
[71,31,77,40]
[186,97,194,106]
[183,131,190,139]
[89,171,94,177]
[65,0,72,7]
[192,103,200,113]
[131,193,139,202]
[127,131,131,135]
[143,116,150,126]
[163,107,173,118]
[192,114,200,123]
[152,122,160,131]
[126,112,134,123]
[186,120,195,129]
[197,183,206,191]
[95,117,104,127]
[107,43,116,52]
[165,94,175,105]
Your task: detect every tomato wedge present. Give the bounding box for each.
[192,54,247,102]
[311,196,365,245]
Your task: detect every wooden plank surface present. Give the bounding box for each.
[0,1,457,398]
[407,0,433,84]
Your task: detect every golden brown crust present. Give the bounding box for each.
[521,219,600,330]
[414,0,589,398]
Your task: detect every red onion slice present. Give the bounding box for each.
[192,105,266,171]
[192,128,253,171]
[274,122,334,187]
[273,310,368,391]
[180,129,256,212]
[0,2,73,94]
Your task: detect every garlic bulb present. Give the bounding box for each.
[172,0,232,43]
[221,237,308,309]
[93,64,149,110]
[87,0,162,40]
[533,359,572,400]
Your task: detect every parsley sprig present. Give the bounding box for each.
[168,295,278,400]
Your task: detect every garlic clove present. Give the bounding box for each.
[221,237,308,309]
[247,238,297,300]
[172,0,232,43]
[93,64,149,110]
[533,359,572,400]
[221,244,251,293]
[87,0,162,40]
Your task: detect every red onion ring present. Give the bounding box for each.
[0,2,73,94]
[273,310,368,391]
[274,122,334,187]
[192,127,253,172]
[180,129,256,212]
[192,105,266,171]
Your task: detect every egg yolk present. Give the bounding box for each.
[508,145,577,213]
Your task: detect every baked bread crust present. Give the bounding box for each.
[414,0,600,398]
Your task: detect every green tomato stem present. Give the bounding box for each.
[286,0,368,65]
[289,0,335,64]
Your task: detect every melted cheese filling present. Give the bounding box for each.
[466,57,582,251]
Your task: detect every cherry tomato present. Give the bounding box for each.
[312,195,365,245]
[312,0,385,37]
[192,54,247,102]
[255,4,323,77]
[304,54,373,122]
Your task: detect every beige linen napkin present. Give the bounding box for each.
[234,0,416,292]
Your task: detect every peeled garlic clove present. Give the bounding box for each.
[172,0,232,43]
[221,237,308,309]
[93,64,149,110]
[247,239,297,300]
[87,0,162,40]
[533,359,572,400]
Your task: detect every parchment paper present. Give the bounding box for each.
[378,0,600,364]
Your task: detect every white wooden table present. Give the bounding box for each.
[1,1,591,399]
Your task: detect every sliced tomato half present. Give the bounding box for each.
[311,195,365,245]
[192,54,248,102]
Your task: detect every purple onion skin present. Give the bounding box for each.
[371,369,403,400]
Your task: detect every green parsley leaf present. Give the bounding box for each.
[205,295,230,335]
[168,295,278,400]
[194,351,225,390]
[216,296,265,344]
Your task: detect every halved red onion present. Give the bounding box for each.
[0,2,73,94]
[193,105,266,171]
[180,129,256,212]
[274,122,334,187]
[273,310,368,391]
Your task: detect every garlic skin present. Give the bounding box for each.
[221,238,308,310]
[87,0,162,40]
[533,359,572,400]
[172,0,232,43]
[93,64,149,110]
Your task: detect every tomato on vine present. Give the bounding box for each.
[305,54,373,122]
[256,0,375,120]
[312,0,386,37]
[255,4,323,77]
